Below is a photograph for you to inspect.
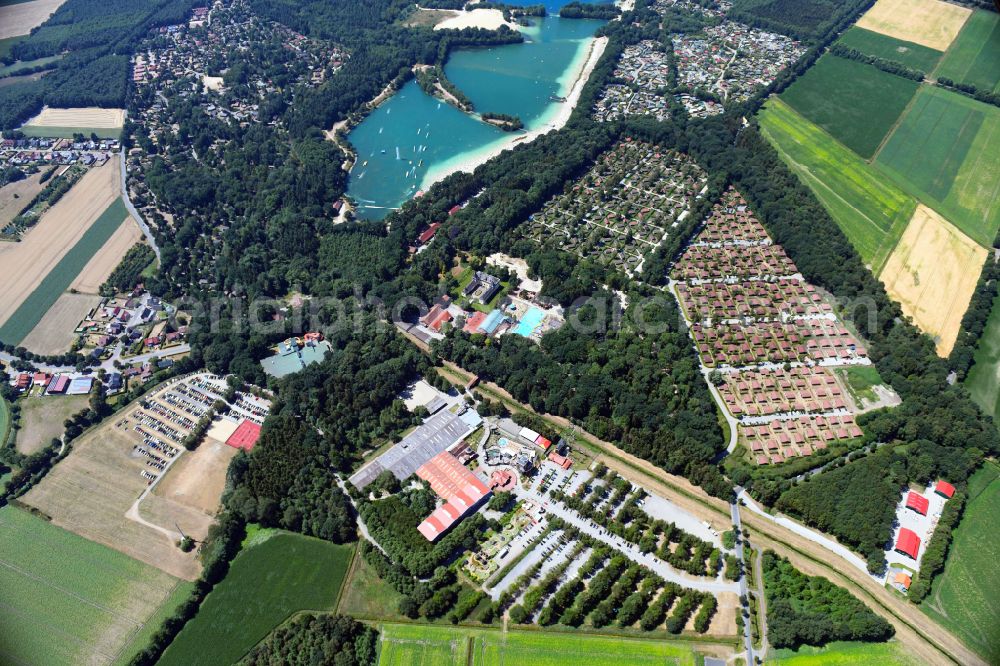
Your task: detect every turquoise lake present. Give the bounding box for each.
[346,16,605,219]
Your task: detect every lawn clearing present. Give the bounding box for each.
[0,158,120,341]
[19,291,101,355]
[780,55,919,159]
[876,85,1000,247]
[338,548,407,621]
[965,292,1000,423]
[920,461,1000,663]
[0,197,128,344]
[767,640,918,665]
[758,98,915,272]
[0,505,187,666]
[159,531,354,666]
[14,393,89,454]
[934,10,1000,93]
[377,623,726,666]
[856,0,970,51]
[0,169,45,229]
[879,204,986,356]
[837,27,943,73]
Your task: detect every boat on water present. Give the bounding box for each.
[378,127,383,134]
[395,146,400,159]
[381,148,386,154]
[362,160,368,166]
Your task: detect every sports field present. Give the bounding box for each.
[880,205,986,356]
[377,623,722,666]
[767,640,917,665]
[159,531,354,666]
[876,86,1000,247]
[780,55,919,159]
[934,10,1000,93]
[0,197,129,343]
[920,461,1000,663]
[0,505,190,666]
[965,293,1000,423]
[856,0,970,51]
[758,98,915,272]
[837,27,943,73]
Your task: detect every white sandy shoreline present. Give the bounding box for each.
[419,35,609,191]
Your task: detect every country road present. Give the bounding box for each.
[119,152,161,264]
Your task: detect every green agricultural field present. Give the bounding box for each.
[767,640,917,665]
[0,395,10,446]
[758,98,915,272]
[837,27,943,73]
[159,531,354,666]
[0,198,128,344]
[780,55,920,159]
[18,125,122,139]
[920,461,1000,663]
[377,623,710,666]
[0,505,188,666]
[935,10,1000,93]
[965,293,1000,422]
[876,85,1000,247]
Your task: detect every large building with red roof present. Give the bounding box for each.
[934,480,955,499]
[416,451,491,541]
[894,528,921,560]
[905,491,929,516]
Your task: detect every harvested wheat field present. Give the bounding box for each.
[152,437,237,516]
[19,292,100,355]
[0,170,45,229]
[0,158,119,329]
[857,0,970,50]
[880,204,986,356]
[71,219,142,294]
[22,418,203,581]
[22,106,125,130]
[0,0,66,39]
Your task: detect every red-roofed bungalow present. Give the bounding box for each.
[905,491,929,516]
[895,528,921,560]
[448,205,462,215]
[547,451,571,470]
[534,435,552,450]
[226,420,262,451]
[463,311,487,333]
[416,223,441,246]
[935,480,955,499]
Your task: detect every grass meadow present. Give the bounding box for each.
[934,10,1000,93]
[0,395,10,446]
[758,98,915,272]
[377,623,710,666]
[0,197,127,344]
[159,530,354,666]
[837,27,943,72]
[780,55,919,159]
[964,293,1000,422]
[919,461,1000,663]
[0,505,186,666]
[767,640,917,665]
[876,85,1000,247]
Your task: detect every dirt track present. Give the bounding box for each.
[0,159,119,329]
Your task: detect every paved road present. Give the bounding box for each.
[0,344,190,376]
[119,153,162,264]
[737,488,877,582]
[515,485,739,595]
[731,500,755,665]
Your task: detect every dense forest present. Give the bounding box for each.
[241,614,377,666]
[762,550,894,648]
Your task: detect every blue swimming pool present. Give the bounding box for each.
[514,307,545,337]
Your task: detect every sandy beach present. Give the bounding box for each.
[419,35,608,190]
[433,8,518,31]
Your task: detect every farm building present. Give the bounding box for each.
[894,528,921,560]
[905,491,929,516]
[226,420,262,451]
[46,375,70,394]
[934,480,955,498]
[416,451,491,542]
